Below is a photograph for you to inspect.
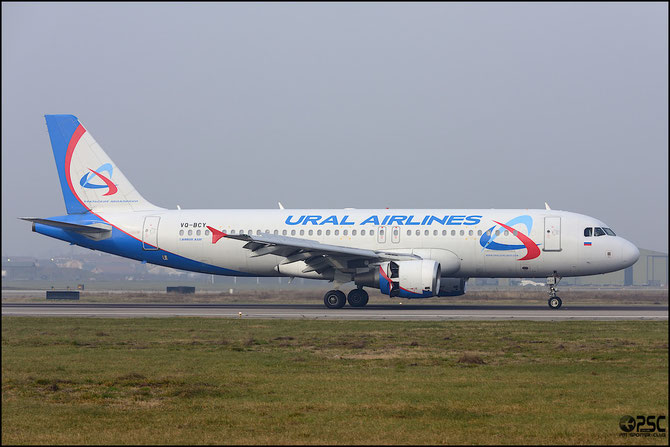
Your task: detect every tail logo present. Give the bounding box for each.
[79,163,118,196]
[479,215,541,261]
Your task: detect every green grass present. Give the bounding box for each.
[2,317,668,444]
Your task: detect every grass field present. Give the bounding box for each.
[2,317,668,444]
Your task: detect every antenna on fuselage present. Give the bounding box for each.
[545,202,551,210]
[278,202,285,210]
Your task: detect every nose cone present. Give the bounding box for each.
[621,239,640,268]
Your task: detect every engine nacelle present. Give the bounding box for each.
[437,277,467,296]
[355,260,441,298]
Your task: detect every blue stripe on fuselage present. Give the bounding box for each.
[33,218,252,277]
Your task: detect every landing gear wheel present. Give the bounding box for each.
[548,297,562,309]
[347,289,369,307]
[324,290,346,309]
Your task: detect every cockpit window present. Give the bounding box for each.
[584,227,592,237]
[594,227,606,237]
[603,228,616,236]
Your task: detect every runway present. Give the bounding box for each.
[2,302,667,320]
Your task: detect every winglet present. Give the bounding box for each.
[545,202,551,210]
[206,226,227,244]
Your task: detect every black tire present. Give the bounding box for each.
[324,290,346,309]
[548,296,562,309]
[347,289,369,307]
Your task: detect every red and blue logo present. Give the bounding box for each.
[79,163,118,196]
[479,215,541,260]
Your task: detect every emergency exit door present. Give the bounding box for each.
[377,226,386,244]
[142,216,160,250]
[544,216,561,251]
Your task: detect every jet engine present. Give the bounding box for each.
[355,260,441,298]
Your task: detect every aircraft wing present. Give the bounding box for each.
[206,226,419,274]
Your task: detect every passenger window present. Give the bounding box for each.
[407,230,412,236]
[468,230,473,236]
[495,230,500,236]
[274,230,278,235]
[291,230,296,236]
[370,230,374,236]
[352,230,357,236]
[308,230,313,236]
[179,230,184,236]
[282,230,287,235]
[300,230,304,236]
[343,230,348,236]
[335,230,339,236]
[361,230,365,236]
[433,230,438,236]
[584,227,592,237]
[326,230,331,236]
[504,231,509,236]
[230,230,236,234]
[257,230,261,235]
[460,230,464,236]
[477,230,482,236]
[196,230,201,236]
[188,230,193,236]
[451,230,456,236]
[594,227,605,237]
[424,230,429,236]
[416,230,420,236]
[317,230,322,236]
[442,230,447,236]
[205,230,210,236]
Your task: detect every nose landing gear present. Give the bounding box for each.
[547,273,562,309]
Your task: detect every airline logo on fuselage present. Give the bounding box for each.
[79,163,118,196]
[479,215,541,261]
[284,215,482,226]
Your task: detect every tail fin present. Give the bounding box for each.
[45,115,162,214]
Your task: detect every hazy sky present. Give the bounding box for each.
[2,2,668,257]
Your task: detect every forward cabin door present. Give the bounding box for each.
[142,216,160,250]
[543,216,561,251]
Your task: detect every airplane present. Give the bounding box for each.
[22,115,640,309]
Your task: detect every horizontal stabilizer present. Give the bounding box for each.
[21,217,112,240]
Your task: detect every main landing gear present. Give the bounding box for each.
[547,273,562,309]
[323,288,369,309]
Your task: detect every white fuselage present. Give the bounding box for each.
[93,208,639,280]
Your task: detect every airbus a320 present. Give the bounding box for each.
[23,115,640,309]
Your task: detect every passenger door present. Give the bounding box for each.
[543,217,561,251]
[142,216,160,250]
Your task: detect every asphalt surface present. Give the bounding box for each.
[2,302,667,320]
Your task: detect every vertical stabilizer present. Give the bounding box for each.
[45,115,163,214]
